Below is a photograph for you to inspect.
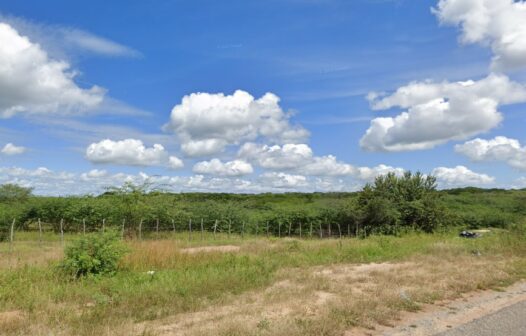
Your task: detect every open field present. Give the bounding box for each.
[1,227,525,335]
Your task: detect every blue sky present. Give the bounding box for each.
[1,0,526,195]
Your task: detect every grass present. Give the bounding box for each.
[0,227,525,335]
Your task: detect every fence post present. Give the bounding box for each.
[102,218,106,233]
[242,221,245,239]
[172,219,176,234]
[288,221,291,237]
[310,222,313,238]
[83,218,86,235]
[9,218,15,251]
[189,219,192,241]
[121,218,126,239]
[156,218,160,236]
[214,219,218,239]
[60,218,64,245]
[337,223,342,240]
[319,222,323,239]
[299,222,302,239]
[200,218,204,240]
[139,219,143,241]
[266,221,269,238]
[38,218,43,245]
[228,219,231,238]
[256,222,259,237]
[278,221,281,238]
[327,217,331,238]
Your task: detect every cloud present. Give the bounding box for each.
[433,0,526,71]
[193,159,253,176]
[238,143,313,169]
[164,90,309,157]
[259,172,308,189]
[361,73,526,151]
[455,136,526,170]
[1,143,26,155]
[432,165,495,187]
[0,22,105,118]
[85,139,183,169]
[0,15,140,58]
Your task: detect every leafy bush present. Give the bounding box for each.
[59,230,128,278]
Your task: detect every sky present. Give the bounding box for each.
[0,0,526,195]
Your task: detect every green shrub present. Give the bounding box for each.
[59,230,128,278]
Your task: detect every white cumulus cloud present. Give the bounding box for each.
[164,90,309,157]
[259,172,308,189]
[455,136,526,170]
[432,165,495,187]
[434,0,526,71]
[361,74,526,151]
[1,143,26,155]
[0,22,105,118]
[85,139,183,169]
[193,159,253,176]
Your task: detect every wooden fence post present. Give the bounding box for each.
[256,222,259,237]
[139,219,143,241]
[347,223,351,238]
[156,218,160,236]
[189,219,193,241]
[327,217,331,238]
[38,218,43,245]
[319,222,323,239]
[102,218,106,233]
[83,218,86,235]
[60,218,64,245]
[299,222,302,238]
[288,221,291,237]
[278,221,281,238]
[213,219,218,239]
[200,218,204,240]
[242,221,245,239]
[9,218,15,251]
[228,219,231,238]
[172,219,176,234]
[310,222,313,238]
[266,221,269,238]
[337,223,342,240]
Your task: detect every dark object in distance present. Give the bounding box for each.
[460,231,480,238]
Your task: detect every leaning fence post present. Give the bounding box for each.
[200,218,204,240]
[228,219,231,238]
[121,218,126,239]
[172,219,176,234]
[189,219,192,241]
[139,219,143,241]
[38,218,43,245]
[83,218,86,235]
[337,222,342,240]
[102,218,106,233]
[242,221,245,239]
[60,218,64,245]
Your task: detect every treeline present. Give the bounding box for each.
[2,172,526,240]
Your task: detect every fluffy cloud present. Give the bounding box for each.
[85,139,183,169]
[259,172,308,189]
[455,136,526,170]
[361,74,526,151]
[164,90,309,156]
[434,0,526,71]
[1,143,26,155]
[432,165,495,187]
[0,22,104,118]
[192,159,253,176]
[238,143,313,169]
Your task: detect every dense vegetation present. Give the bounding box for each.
[1,172,526,240]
